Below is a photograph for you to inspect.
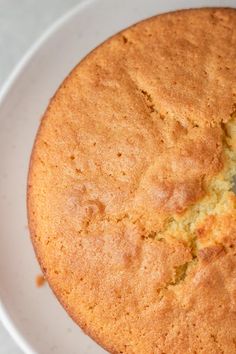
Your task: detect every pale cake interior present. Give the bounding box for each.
[154,113,236,286]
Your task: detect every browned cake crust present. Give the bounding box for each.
[28,8,236,354]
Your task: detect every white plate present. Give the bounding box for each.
[0,0,235,353]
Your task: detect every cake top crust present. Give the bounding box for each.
[28,8,236,354]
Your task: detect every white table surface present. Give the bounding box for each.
[0,0,82,352]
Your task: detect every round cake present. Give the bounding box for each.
[28,8,236,354]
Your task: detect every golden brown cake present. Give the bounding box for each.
[28,8,236,354]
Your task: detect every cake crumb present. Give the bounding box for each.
[35,274,46,287]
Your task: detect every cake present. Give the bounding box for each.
[28,8,236,353]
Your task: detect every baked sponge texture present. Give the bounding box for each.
[28,8,236,354]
